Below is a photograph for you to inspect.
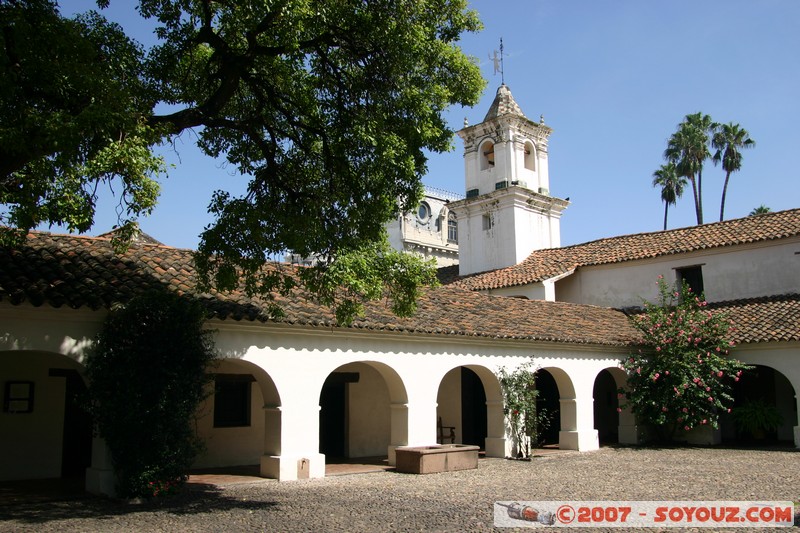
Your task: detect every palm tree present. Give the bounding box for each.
[652,162,687,230]
[749,205,771,216]
[712,122,755,221]
[664,113,716,225]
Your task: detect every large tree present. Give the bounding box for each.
[712,122,755,222]
[0,0,485,322]
[664,112,716,225]
[651,162,686,231]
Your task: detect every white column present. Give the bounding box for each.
[85,436,116,497]
[558,395,599,451]
[261,399,325,481]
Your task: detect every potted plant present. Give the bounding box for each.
[731,399,783,440]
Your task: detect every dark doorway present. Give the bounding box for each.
[535,370,561,446]
[50,369,92,478]
[319,372,359,460]
[460,367,487,448]
[592,370,619,444]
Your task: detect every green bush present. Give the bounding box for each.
[86,291,216,498]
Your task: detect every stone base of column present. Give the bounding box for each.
[260,453,326,481]
[484,437,506,458]
[794,426,800,449]
[85,437,116,496]
[85,467,116,497]
[559,429,599,451]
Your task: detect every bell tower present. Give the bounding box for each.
[449,84,569,276]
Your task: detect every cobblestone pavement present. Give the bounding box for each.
[1,446,798,532]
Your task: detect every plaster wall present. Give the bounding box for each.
[339,362,391,458]
[0,351,82,480]
[194,375,266,469]
[436,368,463,443]
[556,239,800,307]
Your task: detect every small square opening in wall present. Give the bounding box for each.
[3,381,34,413]
[676,265,704,297]
[482,214,493,231]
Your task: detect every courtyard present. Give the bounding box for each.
[1,446,798,532]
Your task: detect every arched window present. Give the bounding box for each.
[480,140,495,170]
[447,212,458,243]
[524,141,536,171]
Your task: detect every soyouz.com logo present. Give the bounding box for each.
[493,501,795,528]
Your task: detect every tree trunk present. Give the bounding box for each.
[719,171,732,221]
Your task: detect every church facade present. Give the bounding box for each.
[1,86,798,495]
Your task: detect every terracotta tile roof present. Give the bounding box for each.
[710,294,800,344]
[0,231,644,346]
[448,209,800,291]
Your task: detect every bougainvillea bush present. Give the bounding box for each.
[620,277,750,442]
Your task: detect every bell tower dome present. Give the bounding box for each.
[449,85,569,276]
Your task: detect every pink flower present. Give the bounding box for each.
[717,371,723,378]
[701,419,707,425]
[727,408,732,414]
[705,386,711,392]
[708,396,714,402]
[655,346,661,352]
[684,425,690,431]
[661,406,668,412]
[683,383,689,389]
[616,407,622,413]
[665,371,670,375]
[682,407,688,413]
[734,377,739,382]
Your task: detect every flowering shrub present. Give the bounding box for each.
[498,361,549,458]
[619,277,750,442]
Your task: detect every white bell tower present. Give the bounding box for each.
[449,84,569,276]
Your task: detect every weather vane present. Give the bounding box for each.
[489,38,505,84]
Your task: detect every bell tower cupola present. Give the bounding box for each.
[448,84,569,276]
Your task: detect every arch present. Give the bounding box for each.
[592,367,627,445]
[523,140,536,171]
[480,139,495,170]
[720,364,798,444]
[436,364,504,457]
[537,367,577,447]
[194,358,282,470]
[319,361,408,462]
[0,350,91,482]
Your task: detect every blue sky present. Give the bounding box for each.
[66,1,799,249]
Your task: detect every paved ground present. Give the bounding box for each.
[1,446,798,532]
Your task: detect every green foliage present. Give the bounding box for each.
[297,237,439,325]
[620,277,751,442]
[731,399,783,438]
[1,1,485,322]
[0,1,165,244]
[85,291,216,498]
[497,361,542,458]
[749,205,771,216]
[712,122,755,222]
[661,113,754,226]
[651,162,686,231]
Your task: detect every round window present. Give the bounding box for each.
[417,202,430,223]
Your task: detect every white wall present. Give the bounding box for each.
[556,238,800,307]
[0,351,83,480]
[194,370,266,469]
